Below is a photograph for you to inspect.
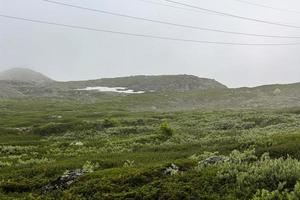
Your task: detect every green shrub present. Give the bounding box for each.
[241,122,256,130]
[207,149,300,199]
[159,122,173,138]
[102,118,118,128]
[214,120,236,130]
[33,123,73,135]
[252,182,300,200]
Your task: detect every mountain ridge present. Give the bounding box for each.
[0,68,227,92]
[0,68,300,110]
[63,74,227,92]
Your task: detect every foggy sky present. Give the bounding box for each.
[1,0,300,88]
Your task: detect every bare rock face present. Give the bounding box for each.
[41,169,87,194]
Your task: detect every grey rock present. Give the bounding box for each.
[162,163,180,175]
[41,169,87,194]
[199,156,228,166]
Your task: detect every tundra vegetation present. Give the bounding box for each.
[0,99,300,199]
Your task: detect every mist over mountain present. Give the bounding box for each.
[0,68,53,83]
[0,68,299,110]
[3,1,300,198]
[64,74,227,92]
[0,68,227,97]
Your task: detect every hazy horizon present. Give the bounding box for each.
[1,0,300,88]
[1,67,300,89]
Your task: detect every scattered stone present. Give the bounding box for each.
[151,106,157,110]
[162,163,180,175]
[273,88,282,95]
[49,115,63,119]
[199,156,228,166]
[41,169,87,194]
[14,127,32,132]
[70,141,84,146]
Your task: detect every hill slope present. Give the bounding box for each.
[0,69,228,98]
[0,68,53,83]
[64,75,227,92]
[0,68,300,110]
[118,82,300,110]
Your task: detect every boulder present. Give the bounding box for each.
[162,163,180,175]
[41,169,86,194]
[199,156,228,166]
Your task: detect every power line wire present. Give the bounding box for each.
[164,0,300,29]
[1,14,300,46]
[135,0,204,13]
[233,0,300,14]
[40,0,300,39]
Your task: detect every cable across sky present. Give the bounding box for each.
[1,14,300,46]
[40,0,300,39]
[135,0,204,13]
[233,0,300,14]
[164,0,300,29]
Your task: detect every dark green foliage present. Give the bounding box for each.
[214,120,236,130]
[32,121,104,136]
[32,123,73,136]
[102,118,118,128]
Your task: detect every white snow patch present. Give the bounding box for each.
[77,86,145,94]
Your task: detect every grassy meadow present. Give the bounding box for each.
[1,99,300,199]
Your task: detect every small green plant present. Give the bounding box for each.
[0,161,12,167]
[159,122,173,138]
[123,160,135,167]
[82,161,97,173]
[102,118,118,128]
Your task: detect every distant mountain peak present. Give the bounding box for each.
[0,68,53,83]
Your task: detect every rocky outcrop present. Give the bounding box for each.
[199,156,228,166]
[162,163,180,175]
[41,169,87,194]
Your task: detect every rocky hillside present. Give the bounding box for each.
[1,68,300,110]
[0,69,227,98]
[63,75,227,92]
[118,82,300,110]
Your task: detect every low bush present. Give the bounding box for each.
[159,122,173,139]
